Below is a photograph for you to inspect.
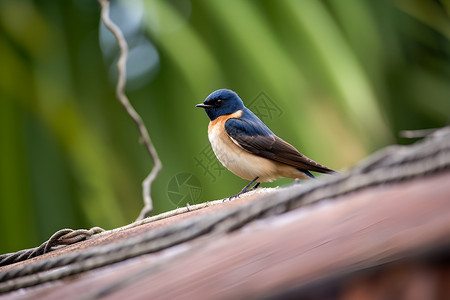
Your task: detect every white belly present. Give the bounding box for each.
[208,125,281,181]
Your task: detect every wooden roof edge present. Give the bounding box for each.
[16,170,448,300]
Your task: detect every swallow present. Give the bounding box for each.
[196,89,335,197]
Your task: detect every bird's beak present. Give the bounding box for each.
[196,103,213,108]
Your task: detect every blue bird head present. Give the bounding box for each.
[196,89,245,121]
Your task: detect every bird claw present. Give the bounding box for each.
[227,191,245,201]
[227,181,260,201]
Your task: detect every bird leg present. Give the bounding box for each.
[228,177,260,200]
[251,182,260,190]
[239,176,260,194]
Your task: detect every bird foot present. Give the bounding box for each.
[227,182,260,201]
[226,190,247,201]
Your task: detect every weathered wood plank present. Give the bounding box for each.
[4,171,450,300]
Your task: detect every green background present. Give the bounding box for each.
[1,0,449,253]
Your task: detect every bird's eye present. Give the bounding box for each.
[216,99,222,105]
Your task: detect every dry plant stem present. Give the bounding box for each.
[399,128,439,139]
[99,0,162,220]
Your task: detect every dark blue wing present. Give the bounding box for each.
[224,115,335,174]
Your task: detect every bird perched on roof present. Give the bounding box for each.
[196,89,335,197]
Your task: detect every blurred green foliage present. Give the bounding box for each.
[0,0,449,253]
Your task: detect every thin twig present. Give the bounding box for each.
[399,128,439,139]
[98,0,162,220]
